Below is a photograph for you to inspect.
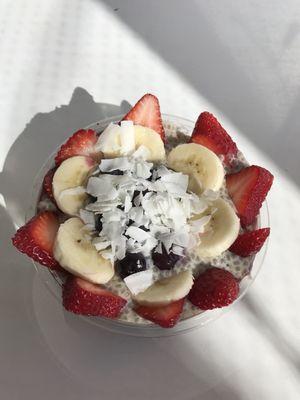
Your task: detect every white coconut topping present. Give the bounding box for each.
[94,123,121,153]
[126,226,153,242]
[132,145,151,160]
[81,148,217,262]
[120,121,136,155]
[79,209,95,231]
[124,269,154,295]
[99,157,131,173]
[95,121,137,156]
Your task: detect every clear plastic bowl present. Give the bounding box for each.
[27,114,270,337]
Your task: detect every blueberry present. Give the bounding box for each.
[116,253,147,279]
[152,245,182,270]
[95,214,103,232]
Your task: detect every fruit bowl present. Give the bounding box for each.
[26,114,270,337]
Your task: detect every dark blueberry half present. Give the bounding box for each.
[152,245,182,270]
[116,252,147,279]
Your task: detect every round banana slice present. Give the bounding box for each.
[53,217,114,284]
[134,125,165,162]
[194,198,240,258]
[133,270,193,306]
[97,123,165,161]
[167,143,224,194]
[53,156,96,216]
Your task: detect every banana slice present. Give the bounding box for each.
[96,123,165,161]
[53,156,96,216]
[53,217,114,284]
[134,270,193,306]
[194,198,240,258]
[167,143,224,194]
[134,125,165,161]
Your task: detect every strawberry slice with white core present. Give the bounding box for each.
[226,165,273,227]
[229,228,270,257]
[134,298,184,328]
[12,211,60,269]
[190,112,238,166]
[42,168,56,201]
[63,276,127,318]
[122,94,165,142]
[55,129,98,166]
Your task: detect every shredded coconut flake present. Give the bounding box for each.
[120,121,135,155]
[132,145,151,160]
[99,157,131,173]
[95,123,121,153]
[126,226,152,242]
[81,150,214,261]
[124,269,154,295]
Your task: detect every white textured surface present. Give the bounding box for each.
[1,1,300,400]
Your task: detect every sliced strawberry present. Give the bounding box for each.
[12,211,60,269]
[190,112,238,165]
[229,228,270,257]
[188,268,239,310]
[55,129,98,165]
[226,165,273,227]
[134,299,184,328]
[122,93,165,142]
[42,168,56,201]
[63,277,127,318]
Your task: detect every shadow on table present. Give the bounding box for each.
[0,86,130,227]
[100,0,300,187]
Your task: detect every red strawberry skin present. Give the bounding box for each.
[190,112,238,165]
[63,277,127,318]
[122,93,165,142]
[226,165,273,227]
[55,129,98,165]
[134,299,184,328]
[12,211,60,269]
[230,228,270,257]
[188,268,239,310]
[42,168,56,201]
